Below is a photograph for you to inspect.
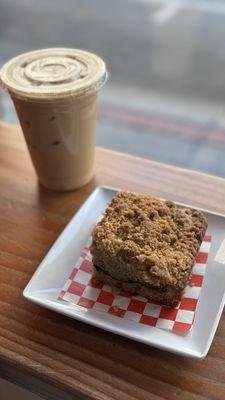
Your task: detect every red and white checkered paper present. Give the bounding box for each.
[59,234,211,334]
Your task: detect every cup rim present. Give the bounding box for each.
[0,48,107,101]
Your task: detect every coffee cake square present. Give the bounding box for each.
[90,191,207,307]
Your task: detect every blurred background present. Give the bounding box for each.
[1,0,225,176]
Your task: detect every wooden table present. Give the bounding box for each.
[0,121,225,400]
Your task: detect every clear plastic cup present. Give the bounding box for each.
[0,48,107,191]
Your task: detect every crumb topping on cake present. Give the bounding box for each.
[91,191,207,287]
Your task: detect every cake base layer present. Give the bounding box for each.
[93,265,183,307]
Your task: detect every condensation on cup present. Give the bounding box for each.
[0,48,107,190]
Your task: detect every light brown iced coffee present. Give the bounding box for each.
[0,48,107,190]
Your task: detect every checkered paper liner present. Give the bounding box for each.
[59,234,211,334]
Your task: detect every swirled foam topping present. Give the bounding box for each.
[0,48,107,100]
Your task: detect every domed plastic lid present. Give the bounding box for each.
[0,48,107,100]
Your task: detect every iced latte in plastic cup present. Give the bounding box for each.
[0,48,107,190]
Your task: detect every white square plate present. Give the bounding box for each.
[23,186,225,359]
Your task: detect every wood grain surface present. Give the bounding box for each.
[0,121,225,400]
